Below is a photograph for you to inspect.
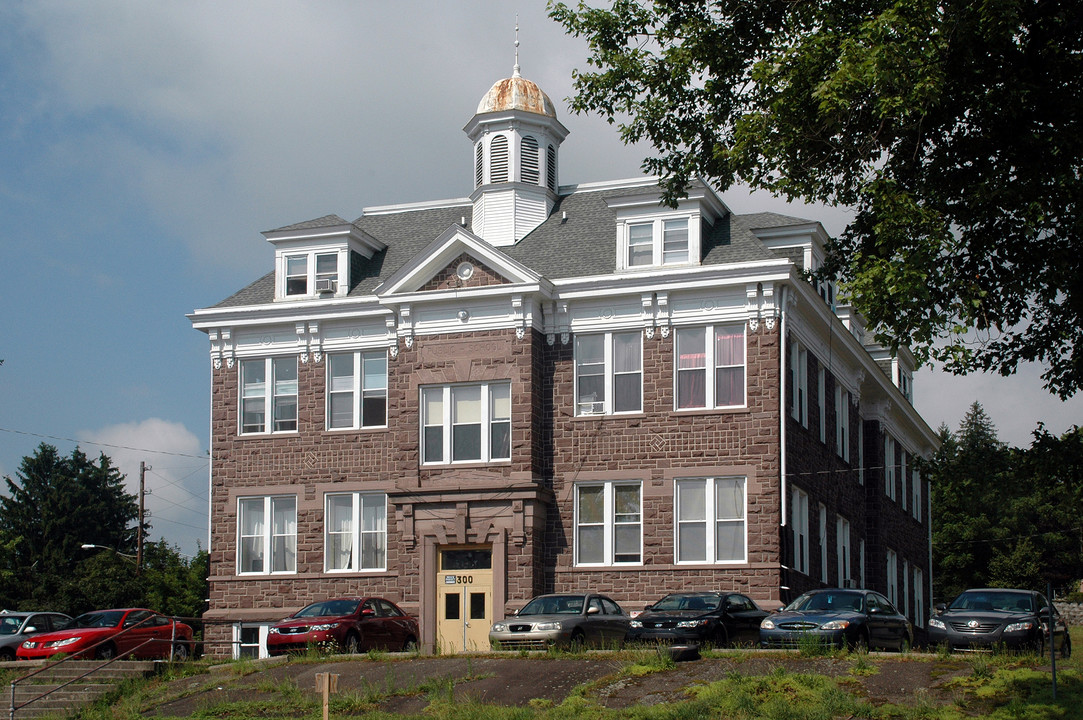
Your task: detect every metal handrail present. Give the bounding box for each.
[8,615,188,720]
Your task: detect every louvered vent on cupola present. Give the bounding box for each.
[475,142,483,188]
[490,135,509,183]
[521,136,540,184]
[546,144,557,191]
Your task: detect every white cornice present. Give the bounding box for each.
[360,197,472,216]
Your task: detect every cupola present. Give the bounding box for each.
[463,46,568,247]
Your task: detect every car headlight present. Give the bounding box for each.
[676,619,709,629]
[761,619,776,630]
[534,622,562,631]
[46,636,82,648]
[491,623,507,633]
[820,620,850,631]
[928,618,946,630]
[629,620,642,628]
[21,640,37,649]
[309,623,340,632]
[1004,621,1034,633]
[268,627,280,635]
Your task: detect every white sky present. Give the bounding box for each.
[2,1,1079,555]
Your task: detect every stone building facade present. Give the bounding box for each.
[190,66,937,657]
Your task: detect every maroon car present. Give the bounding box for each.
[267,597,419,655]
[17,608,193,661]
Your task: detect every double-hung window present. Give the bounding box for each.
[237,496,296,574]
[575,332,642,415]
[240,357,297,434]
[886,548,898,605]
[625,218,690,267]
[675,476,747,563]
[836,516,851,586]
[675,324,746,409]
[284,251,338,296]
[885,436,897,500]
[421,382,510,464]
[325,493,386,572]
[790,341,808,427]
[912,469,922,521]
[575,482,641,565]
[835,386,850,461]
[327,351,387,429]
[791,487,810,574]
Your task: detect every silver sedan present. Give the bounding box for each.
[490,593,629,650]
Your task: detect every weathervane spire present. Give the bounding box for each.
[513,16,521,77]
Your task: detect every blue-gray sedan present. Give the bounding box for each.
[760,589,912,651]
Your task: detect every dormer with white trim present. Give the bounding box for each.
[463,64,569,247]
[606,183,728,271]
[264,215,386,301]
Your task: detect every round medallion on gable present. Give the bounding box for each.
[456,262,475,281]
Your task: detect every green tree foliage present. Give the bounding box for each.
[0,443,207,621]
[930,404,1083,600]
[550,0,1083,396]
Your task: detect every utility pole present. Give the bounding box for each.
[137,461,148,576]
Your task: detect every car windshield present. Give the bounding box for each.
[74,611,125,628]
[519,596,585,615]
[651,594,721,612]
[294,600,360,618]
[786,592,864,613]
[0,616,24,635]
[949,592,1033,613]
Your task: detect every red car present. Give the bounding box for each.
[267,597,419,655]
[17,608,193,661]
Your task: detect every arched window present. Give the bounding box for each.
[546,145,557,191]
[521,136,540,184]
[490,135,509,183]
[475,142,483,188]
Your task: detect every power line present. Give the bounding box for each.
[0,426,208,459]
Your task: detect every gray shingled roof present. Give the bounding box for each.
[210,188,815,309]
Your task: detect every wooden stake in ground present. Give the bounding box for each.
[315,672,339,720]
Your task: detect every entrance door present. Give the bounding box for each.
[435,546,492,653]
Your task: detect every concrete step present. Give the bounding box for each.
[3,659,161,719]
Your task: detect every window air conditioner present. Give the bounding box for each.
[578,401,604,415]
[315,278,336,293]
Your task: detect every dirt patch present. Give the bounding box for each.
[141,652,987,717]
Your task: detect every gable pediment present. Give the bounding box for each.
[376,225,544,299]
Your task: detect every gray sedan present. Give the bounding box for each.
[0,610,73,661]
[490,593,629,650]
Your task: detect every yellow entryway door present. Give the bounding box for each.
[435,546,492,653]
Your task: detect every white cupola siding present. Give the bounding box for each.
[464,70,569,247]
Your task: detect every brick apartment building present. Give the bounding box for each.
[189,66,937,657]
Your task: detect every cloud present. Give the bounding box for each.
[77,419,207,556]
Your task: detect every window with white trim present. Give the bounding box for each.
[624,217,691,267]
[546,145,557,191]
[886,548,898,605]
[818,502,828,582]
[858,419,865,485]
[521,135,539,184]
[914,566,925,628]
[327,351,388,429]
[912,468,922,521]
[675,476,747,563]
[238,495,296,574]
[836,515,851,586]
[575,482,641,565]
[859,538,866,588]
[818,367,826,443]
[791,487,810,574]
[675,325,746,409]
[902,558,910,620]
[490,135,509,182]
[790,340,808,427]
[325,492,386,572]
[900,449,908,512]
[240,357,297,434]
[421,382,510,464]
[284,251,338,296]
[233,624,270,660]
[835,386,850,461]
[884,435,897,500]
[575,332,642,415]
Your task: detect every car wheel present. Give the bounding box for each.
[1060,635,1071,659]
[343,633,361,654]
[171,643,191,662]
[850,632,869,654]
[402,636,418,653]
[899,633,911,653]
[95,643,117,661]
[710,626,729,649]
[569,630,586,651]
[0,648,15,662]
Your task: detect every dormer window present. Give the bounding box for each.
[624,217,692,268]
[283,251,339,297]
